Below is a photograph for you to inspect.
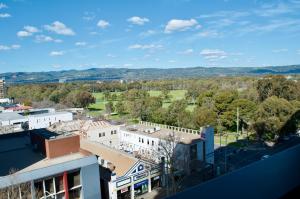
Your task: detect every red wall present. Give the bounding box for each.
[45,135,80,159]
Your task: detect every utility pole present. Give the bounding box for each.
[224,134,228,172]
[236,107,239,141]
[218,118,222,147]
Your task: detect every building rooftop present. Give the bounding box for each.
[0,132,45,176]
[28,111,71,117]
[0,130,88,177]
[50,119,117,133]
[0,112,26,121]
[80,139,138,177]
[120,124,203,144]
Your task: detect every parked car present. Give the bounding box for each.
[261,155,270,160]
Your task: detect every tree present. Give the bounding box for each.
[221,99,257,131]
[161,88,171,102]
[213,90,238,114]
[256,76,299,102]
[105,101,115,114]
[115,101,126,115]
[166,100,189,127]
[75,91,96,108]
[193,106,218,128]
[253,96,294,140]
[156,132,189,196]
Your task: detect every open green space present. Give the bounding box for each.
[88,90,195,120]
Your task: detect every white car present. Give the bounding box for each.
[261,155,270,160]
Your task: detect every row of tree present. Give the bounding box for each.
[7,75,300,141]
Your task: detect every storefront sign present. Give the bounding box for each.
[120,187,128,193]
[116,178,131,188]
[152,176,160,181]
[134,179,148,189]
[150,168,160,175]
[133,172,148,181]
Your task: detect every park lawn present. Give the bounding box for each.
[89,89,194,118]
[149,90,187,101]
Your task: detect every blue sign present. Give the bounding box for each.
[138,164,144,171]
[134,179,148,189]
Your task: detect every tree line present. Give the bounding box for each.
[7,75,300,141]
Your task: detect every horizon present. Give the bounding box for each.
[1,64,300,74]
[1,0,300,72]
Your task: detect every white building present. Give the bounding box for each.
[0,109,73,132]
[119,122,214,172]
[28,112,73,130]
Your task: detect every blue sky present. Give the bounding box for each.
[0,0,300,72]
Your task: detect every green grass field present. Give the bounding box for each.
[87,89,196,120]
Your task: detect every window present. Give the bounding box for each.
[111,130,113,135]
[147,140,149,145]
[55,175,64,192]
[34,181,44,198]
[139,137,141,142]
[152,141,154,146]
[68,170,81,189]
[114,130,117,134]
[99,133,102,137]
[142,139,144,143]
[102,132,105,137]
[45,178,55,193]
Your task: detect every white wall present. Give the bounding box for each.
[119,130,160,157]
[87,126,119,146]
[28,112,73,130]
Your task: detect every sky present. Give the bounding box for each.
[0,0,300,72]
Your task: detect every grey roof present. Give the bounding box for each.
[28,111,71,118]
[0,112,26,121]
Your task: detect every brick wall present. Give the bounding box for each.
[45,135,80,159]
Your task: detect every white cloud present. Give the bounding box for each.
[127,16,149,25]
[0,13,10,18]
[197,30,219,38]
[107,54,116,58]
[255,3,293,17]
[128,44,163,50]
[297,50,300,55]
[123,63,132,67]
[44,21,75,36]
[50,51,64,56]
[139,30,156,37]
[165,19,199,33]
[168,60,176,63]
[272,49,288,53]
[24,26,39,33]
[35,35,62,43]
[75,41,87,46]
[178,49,194,55]
[97,20,110,29]
[0,3,7,9]
[17,26,40,37]
[83,11,95,21]
[200,49,227,60]
[17,31,32,37]
[0,44,20,51]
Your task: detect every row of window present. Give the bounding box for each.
[99,129,117,137]
[138,137,155,146]
[0,170,81,199]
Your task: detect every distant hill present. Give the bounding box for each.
[1,65,300,84]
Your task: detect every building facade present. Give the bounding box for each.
[0,79,5,99]
[0,130,101,199]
